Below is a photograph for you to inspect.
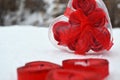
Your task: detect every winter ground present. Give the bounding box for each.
[0,25,120,80]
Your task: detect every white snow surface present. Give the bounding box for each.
[0,25,120,80]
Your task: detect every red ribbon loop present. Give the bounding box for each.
[64,7,74,17]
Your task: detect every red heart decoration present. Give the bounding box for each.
[49,0,113,55]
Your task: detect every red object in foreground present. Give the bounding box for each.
[46,69,102,80]
[17,59,109,80]
[63,58,109,79]
[17,61,61,80]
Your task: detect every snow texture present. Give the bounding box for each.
[0,26,120,80]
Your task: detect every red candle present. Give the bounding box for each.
[17,61,61,80]
[63,58,109,79]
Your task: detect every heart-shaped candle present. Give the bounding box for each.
[17,59,109,80]
[62,58,109,79]
[17,61,61,80]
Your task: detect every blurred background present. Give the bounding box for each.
[0,0,119,28]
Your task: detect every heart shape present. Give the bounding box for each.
[49,0,113,55]
[17,61,61,80]
[63,59,109,78]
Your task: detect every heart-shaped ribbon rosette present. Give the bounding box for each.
[49,0,113,55]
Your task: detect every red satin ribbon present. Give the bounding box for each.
[17,61,61,80]
[63,58,109,79]
[64,7,74,17]
[46,69,102,80]
[72,0,96,15]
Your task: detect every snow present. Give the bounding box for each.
[0,26,120,80]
